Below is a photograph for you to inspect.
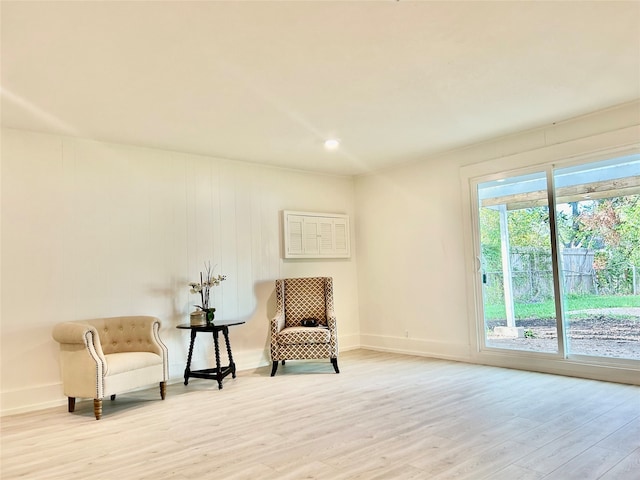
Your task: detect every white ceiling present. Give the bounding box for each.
[2,1,639,176]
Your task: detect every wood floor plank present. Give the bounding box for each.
[481,464,546,480]
[596,417,640,455]
[541,445,629,480]
[429,440,539,480]
[514,410,639,474]
[599,448,640,480]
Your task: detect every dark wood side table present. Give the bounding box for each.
[176,320,245,390]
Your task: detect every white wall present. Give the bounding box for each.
[0,129,359,415]
[355,158,471,359]
[355,101,640,383]
[2,102,639,416]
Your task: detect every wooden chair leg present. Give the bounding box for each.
[68,397,76,413]
[160,381,166,400]
[93,399,102,420]
[331,358,340,374]
[270,361,278,377]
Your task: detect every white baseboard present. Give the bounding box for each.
[338,333,360,351]
[359,334,639,386]
[472,350,640,386]
[1,382,66,417]
[359,334,472,362]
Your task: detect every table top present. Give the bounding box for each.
[176,320,245,330]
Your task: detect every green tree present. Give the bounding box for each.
[578,194,640,293]
[616,194,640,267]
[507,207,550,248]
[556,201,597,248]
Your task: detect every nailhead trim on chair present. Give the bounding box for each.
[152,321,169,380]
[83,329,105,400]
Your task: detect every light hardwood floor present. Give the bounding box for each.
[1,350,639,479]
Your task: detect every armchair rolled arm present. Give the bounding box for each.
[52,321,107,399]
[52,321,107,364]
[53,322,99,345]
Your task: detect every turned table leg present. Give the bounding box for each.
[213,330,223,390]
[223,326,236,378]
[93,399,102,420]
[184,330,197,385]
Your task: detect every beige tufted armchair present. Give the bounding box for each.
[270,277,339,376]
[52,316,168,420]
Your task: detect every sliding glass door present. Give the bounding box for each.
[478,171,560,354]
[476,155,640,362]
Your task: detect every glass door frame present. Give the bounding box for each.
[472,164,568,359]
[546,167,569,359]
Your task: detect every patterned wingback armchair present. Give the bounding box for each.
[270,277,339,376]
[52,316,168,420]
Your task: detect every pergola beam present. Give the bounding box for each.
[481,176,640,210]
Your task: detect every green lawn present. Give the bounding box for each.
[484,294,640,321]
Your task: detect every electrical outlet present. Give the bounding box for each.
[404,330,409,338]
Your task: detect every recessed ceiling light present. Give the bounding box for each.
[324,139,340,150]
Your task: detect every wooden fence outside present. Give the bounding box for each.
[485,248,638,301]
